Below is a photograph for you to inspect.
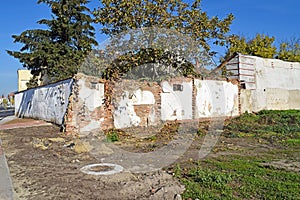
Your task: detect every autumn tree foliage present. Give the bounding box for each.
[224,34,277,60]
[224,34,300,63]
[93,0,234,80]
[277,37,300,62]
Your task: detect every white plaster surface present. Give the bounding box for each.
[78,79,105,111]
[226,54,300,91]
[14,79,73,125]
[252,57,300,90]
[241,89,300,113]
[80,120,101,133]
[131,89,155,105]
[236,54,300,113]
[113,91,141,129]
[161,80,193,120]
[194,80,239,118]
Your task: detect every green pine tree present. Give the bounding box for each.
[7,0,97,87]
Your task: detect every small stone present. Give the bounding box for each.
[74,142,88,153]
[71,159,80,163]
[48,137,65,143]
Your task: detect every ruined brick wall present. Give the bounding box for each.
[64,74,239,135]
[132,82,161,127]
[110,79,161,129]
[16,64,299,135]
[64,73,112,135]
[64,75,162,134]
[17,55,300,134]
[14,72,240,135]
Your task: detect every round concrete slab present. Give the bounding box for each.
[80,163,123,175]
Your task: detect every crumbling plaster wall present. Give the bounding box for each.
[111,80,161,129]
[64,74,107,135]
[112,78,239,126]
[14,55,300,134]
[194,80,239,118]
[160,78,193,121]
[15,79,73,125]
[14,73,241,134]
[65,76,162,132]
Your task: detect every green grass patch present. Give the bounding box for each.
[144,135,157,141]
[105,129,120,142]
[224,110,300,145]
[177,110,300,199]
[285,138,300,146]
[176,156,300,200]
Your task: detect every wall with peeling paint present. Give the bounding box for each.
[13,55,300,134]
[241,89,300,113]
[161,78,193,120]
[113,91,141,128]
[112,80,159,129]
[65,74,106,136]
[15,79,73,125]
[194,80,239,118]
[14,74,240,134]
[77,77,105,133]
[112,78,239,126]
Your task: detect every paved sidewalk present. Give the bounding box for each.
[0,139,16,200]
[0,117,51,131]
[0,116,51,199]
[0,116,19,199]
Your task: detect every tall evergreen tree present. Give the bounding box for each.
[7,0,97,87]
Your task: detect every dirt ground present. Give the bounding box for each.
[0,119,299,200]
[0,123,185,200]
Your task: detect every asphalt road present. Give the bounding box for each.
[0,108,14,121]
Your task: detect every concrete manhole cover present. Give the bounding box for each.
[80,163,123,175]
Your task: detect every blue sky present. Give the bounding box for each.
[0,0,299,95]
